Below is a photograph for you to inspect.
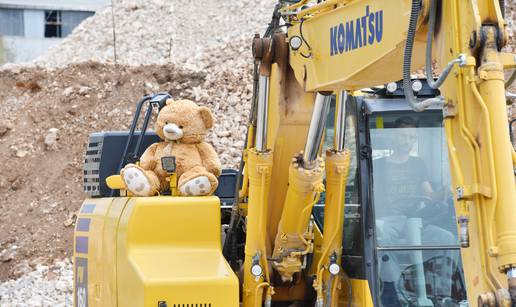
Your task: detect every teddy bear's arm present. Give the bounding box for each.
[139,143,159,170]
[197,142,222,177]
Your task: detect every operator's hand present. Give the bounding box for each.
[429,187,453,203]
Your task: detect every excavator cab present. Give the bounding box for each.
[75,93,239,307]
[314,80,468,307]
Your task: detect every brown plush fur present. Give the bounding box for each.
[123,99,221,195]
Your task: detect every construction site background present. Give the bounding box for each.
[0,0,514,305]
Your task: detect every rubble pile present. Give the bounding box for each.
[506,4,516,53]
[33,0,276,67]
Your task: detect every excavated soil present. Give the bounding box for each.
[0,53,253,280]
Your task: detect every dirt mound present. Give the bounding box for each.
[0,38,255,279]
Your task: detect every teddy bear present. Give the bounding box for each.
[120,99,221,196]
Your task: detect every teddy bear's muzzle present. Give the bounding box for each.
[163,123,183,140]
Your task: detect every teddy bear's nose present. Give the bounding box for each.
[164,123,183,140]
[164,124,178,133]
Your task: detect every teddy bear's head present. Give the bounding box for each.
[155,99,214,144]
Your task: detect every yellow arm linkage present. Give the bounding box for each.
[241,0,516,305]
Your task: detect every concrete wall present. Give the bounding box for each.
[0,35,61,63]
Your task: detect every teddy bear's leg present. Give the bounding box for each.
[178,166,219,196]
[121,164,160,196]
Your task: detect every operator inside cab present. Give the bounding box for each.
[373,116,434,215]
[371,115,459,307]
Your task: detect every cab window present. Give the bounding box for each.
[369,111,467,307]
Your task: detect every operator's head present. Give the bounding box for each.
[393,116,417,155]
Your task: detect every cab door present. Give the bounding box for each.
[365,99,467,307]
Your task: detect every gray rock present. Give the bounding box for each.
[44,128,59,149]
[62,87,74,97]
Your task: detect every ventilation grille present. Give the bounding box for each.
[83,135,103,197]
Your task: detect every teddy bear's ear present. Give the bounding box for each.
[165,99,175,105]
[199,106,214,129]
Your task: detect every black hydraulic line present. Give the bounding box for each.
[263,3,282,38]
[119,92,171,171]
[223,127,249,267]
[224,47,260,265]
[132,103,154,161]
[299,18,312,59]
[225,6,282,264]
[403,0,442,111]
[506,70,516,88]
[111,95,152,197]
[403,0,422,106]
[116,95,152,174]
[111,92,171,197]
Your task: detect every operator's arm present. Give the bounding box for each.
[422,181,434,197]
[197,142,222,177]
[140,143,159,170]
[417,159,445,202]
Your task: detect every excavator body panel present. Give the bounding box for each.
[73,196,238,307]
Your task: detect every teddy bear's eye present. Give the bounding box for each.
[179,125,184,129]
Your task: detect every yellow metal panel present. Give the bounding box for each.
[102,198,130,306]
[265,63,316,253]
[116,196,238,307]
[74,198,127,307]
[435,0,515,301]
[288,0,426,91]
[106,175,125,190]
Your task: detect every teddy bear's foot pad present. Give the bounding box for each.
[180,176,211,196]
[123,167,152,196]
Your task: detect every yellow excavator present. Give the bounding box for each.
[75,0,516,306]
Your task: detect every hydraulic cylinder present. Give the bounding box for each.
[242,149,273,307]
[272,154,324,282]
[477,27,516,299]
[316,149,350,306]
[320,150,349,261]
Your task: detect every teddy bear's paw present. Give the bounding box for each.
[180,176,212,196]
[123,167,152,196]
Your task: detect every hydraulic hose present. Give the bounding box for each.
[324,274,335,307]
[403,0,443,112]
[505,70,516,88]
[425,0,464,89]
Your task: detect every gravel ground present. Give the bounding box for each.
[0,259,72,306]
